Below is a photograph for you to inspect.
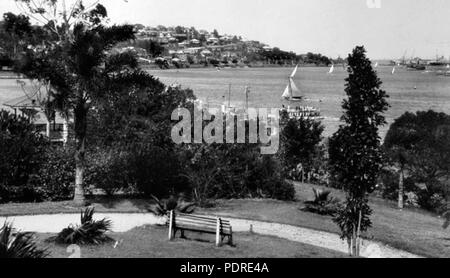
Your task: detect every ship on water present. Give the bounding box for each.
[281,65,322,120]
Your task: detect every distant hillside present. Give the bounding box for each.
[114,25,333,69]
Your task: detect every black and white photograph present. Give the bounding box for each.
[0,0,449,265]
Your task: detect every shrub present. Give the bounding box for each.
[85,148,131,196]
[377,169,416,201]
[301,188,342,216]
[416,180,448,214]
[279,112,324,176]
[27,146,75,201]
[183,143,295,202]
[0,110,47,202]
[49,207,114,245]
[129,144,187,198]
[147,195,196,216]
[404,191,420,208]
[0,222,48,258]
[443,211,450,229]
[259,177,295,201]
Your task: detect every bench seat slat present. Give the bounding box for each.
[176,224,232,236]
[176,226,217,235]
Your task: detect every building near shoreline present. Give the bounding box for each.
[3,93,71,145]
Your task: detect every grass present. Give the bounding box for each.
[1,182,449,258]
[198,182,450,258]
[36,225,348,258]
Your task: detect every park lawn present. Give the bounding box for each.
[36,225,348,258]
[1,182,449,258]
[198,182,450,258]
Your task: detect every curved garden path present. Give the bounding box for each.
[0,213,421,258]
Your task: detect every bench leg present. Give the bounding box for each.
[180,230,186,239]
[168,211,174,240]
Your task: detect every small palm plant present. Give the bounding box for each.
[49,207,114,245]
[0,222,48,258]
[301,188,342,216]
[147,195,196,216]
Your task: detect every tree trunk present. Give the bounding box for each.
[398,168,404,210]
[73,102,87,206]
[46,119,51,138]
[356,209,362,257]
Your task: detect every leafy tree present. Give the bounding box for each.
[384,110,450,209]
[14,1,158,205]
[2,12,32,58]
[212,29,219,38]
[175,25,185,34]
[279,111,324,180]
[329,46,389,256]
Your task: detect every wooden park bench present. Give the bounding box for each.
[167,211,233,247]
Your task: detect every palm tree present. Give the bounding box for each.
[15,3,155,205]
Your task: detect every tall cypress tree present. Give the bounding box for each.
[329,46,389,256]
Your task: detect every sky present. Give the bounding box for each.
[2,0,450,59]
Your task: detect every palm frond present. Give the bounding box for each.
[147,195,197,216]
[49,207,114,245]
[0,222,48,258]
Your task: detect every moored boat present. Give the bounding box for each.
[281,65,323,120]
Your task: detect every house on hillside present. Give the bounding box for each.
[207,37,220,45]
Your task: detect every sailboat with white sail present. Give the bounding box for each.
[282,65,302,101]
[328,64,335,74]
[281,65,322,120]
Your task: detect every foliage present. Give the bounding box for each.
[147,195,196,216]
[261,48,297,64]
[14,1,163,204]
[127,144,187,198]
[182,142,295,204]
[328,46,389,256]
[416,180,448,214]
[85,147,131,196]
[279,111,324,176]
[302,52,332,66]
[27,146,75,201]
[376,169,416,201]
[0,110,47,203]
[155,57,170,69]
[49,207,113,245]
[131,39,165,57]
[0,222,48,258]
[0,13,32,59]
[384,110,450,211]
[443,211,450,229]
[301,188,342,216]
[87,78,194,148]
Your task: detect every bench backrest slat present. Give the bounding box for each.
[177,213,230,223]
